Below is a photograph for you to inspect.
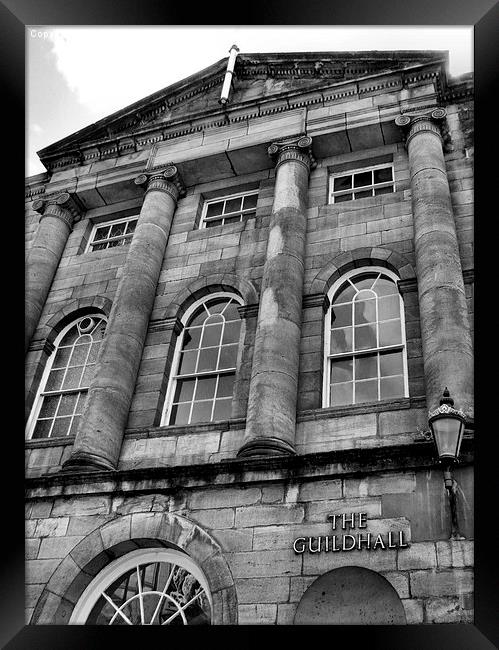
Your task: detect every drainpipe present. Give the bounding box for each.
[219,44,240,105]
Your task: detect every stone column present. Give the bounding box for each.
[395,109,473,416]
[63,165,185,471]
[26,192,83,354]
[238,136,314,457]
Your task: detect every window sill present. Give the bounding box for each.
[297,396,425,422]
[186,219,249,241]
[25,435,76,448]
[124,417,246,440]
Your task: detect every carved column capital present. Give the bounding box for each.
[134,163,186,203]
[395,108,448,147]
[268,135,316,173]
[32,191,84,228]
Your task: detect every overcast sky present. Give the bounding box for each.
[26,26,473,177]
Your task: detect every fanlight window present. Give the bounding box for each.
[163,295,242,426]
[70,548,212,625]
[325,269,408,407]
[27,315,107,439]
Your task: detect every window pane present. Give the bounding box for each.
[378,295,400,320]
[213,398,232,421]
[81,365,96,387]
[333,281,356,304]
[32,419,53,439]
[330,382,353,406]
[93,226,110,241]
[69,343,91,366]
[197,348,219,372]
[334,175,352,191]
[45,369,64,392]
[190,401,213,424]
[374,167,393,183]
[330,358,353,384]
[201,324,222,348]
[373,276,398,297]
[188,305,208,327]
[206,202,224,217]
[355,355,377,380]
[216,373,235,398]
[69,415,80,436]
[380,350,403,377]
[222,321,241,344]
[173,379,195,403]
[354,324,377,351]
[380,376,405,400]
[170,403,191,426]
[183,327,202,351]
[205,219,221,228]
[222,303,240,321]
[379,320,402,347]
[219,345,238,369]
[53,346,72,368]
[51,416,73,437]
[57,393,78,416]
[178,350,197,375]
[334,193,353,203]
[39,395,59,418]
[63,366,84,389]
[243,193,257,209]
[195,376,217,401]
[87,342,101,364]
[224,215,241,225]
[110,222,126,237]
[225,197,242,214]
[125,220,137,234]
[354,171,372,187]
[353,275,377,291]
[74,392,87,414]
[207,299,229,314]
[355,379,378,403]
[108,239,121,248]
[374,185,394,196]
[92,242,107,251]
[60,325,80,346]
[354,189,373,199]
[331,303,351,328]
[331,327,353,353]
[354,298,376,324]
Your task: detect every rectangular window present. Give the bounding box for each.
[329,164,394,204]
[87,216,138,252]
[201,191,258,229]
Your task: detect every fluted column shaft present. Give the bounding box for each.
[26,193,82,353]
[238,136,314,457]
[63,166,184,471]
[396,109,473,416]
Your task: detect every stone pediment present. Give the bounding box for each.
[37,50,450,172]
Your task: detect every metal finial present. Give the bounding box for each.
[440,388,454,407]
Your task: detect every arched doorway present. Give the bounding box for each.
[294,566,407,625]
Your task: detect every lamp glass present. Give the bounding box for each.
[430,416,465,460]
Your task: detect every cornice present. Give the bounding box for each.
[37,59,460,175]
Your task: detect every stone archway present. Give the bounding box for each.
[31,511,238,625]
[294,566,407,625]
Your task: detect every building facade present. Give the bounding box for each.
[25,50,474,625]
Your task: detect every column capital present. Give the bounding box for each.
[268,135,316,173]
[134,163,186,203]
[32,191,85,228]
[395,108,447,147]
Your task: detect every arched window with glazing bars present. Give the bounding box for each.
[324,268,408,408]
[162,293,243,426]
[26,314,107,439]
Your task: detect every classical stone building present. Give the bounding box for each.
[25,49,474,625]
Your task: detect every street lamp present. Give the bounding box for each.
[428,388,466,540]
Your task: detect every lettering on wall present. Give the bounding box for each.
[292,512,410,554]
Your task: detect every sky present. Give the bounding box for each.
[26,26,473,177]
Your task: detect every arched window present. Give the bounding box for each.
[70,547,212,625]
[324,268,408,407]
[26,314,107,439]
[162,293,243,426]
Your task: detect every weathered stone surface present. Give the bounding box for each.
[298,479,342,502]
[425,596,474,623]
[235,504,304,528]
[211,528,253,552]
[190,508,235,530]
[344,472,416,498]
[306,497,382,522]
[26,558,61,584]
[228,550,302,578]
[302,546,398,575]
[409,568,473,597]
[436,540,474,568]
[382,571,410,599]
[238,603,277,625]
[188,486,261,510]
[402,598,424,624]
[38,535,83,559]
[51,496,110,517]
[34,517,70,538]
[236,577,290,603]
[397,542,437,570]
